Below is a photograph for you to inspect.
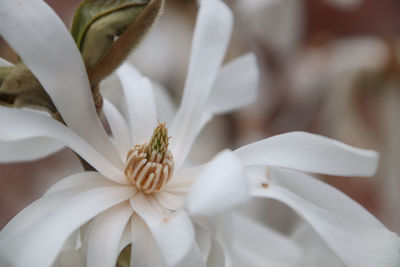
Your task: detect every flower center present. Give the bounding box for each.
[124,122,174,194]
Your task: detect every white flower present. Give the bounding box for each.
[0,0,258,266]
[0,1,399,267]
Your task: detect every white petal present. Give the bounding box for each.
[0,0,121,169]
[154,191,185,211]
[0,57,13,66]
[0,106,126,183]
[1,173,104,241]
[86,202,133,267]
[102,99,132,160]
[292,223,344,267]
[0,137,64,163]
[170,0,233,168]
[207,53,259,115]
[45,172,119,196]
[117,63,157,144]
[185,150,250,217]
[152,82,177,123]
[131,214,165,267]
[235,132,379,176]
[130,193,195,266]
[0,186,135,267]
[227,212,302,267]
[164,165,203,194]
[252,168,400,267]
[118,221,131,254]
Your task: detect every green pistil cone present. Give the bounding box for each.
[146,122,169,160]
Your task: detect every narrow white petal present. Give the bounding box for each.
[170,0,233,168]
[227,212,303,267]
[103,99,132,160]
[118,221,131,254]
[117,63,157,144]
[154,191,185,211]
[0,0,122,168]
[45,172,119,196]
[235,132,379,176]
[0,57,13,66]
[252,168,400,267]
[0,186,135,267]
[86,202,133,267]
[0,138,64,163]
[164,165,203,194]
[0,106,126,183]
[131,214,165,267]
[207,53,259,115]
[1,174,103,241]
[130,193,195,266]
[185,150,250,217]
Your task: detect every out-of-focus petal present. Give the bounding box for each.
[0,106,125,183]
[0,0,122,169]
[185,150,250,216]
[170,0,233,168]
[102,99,132,160]
[207,53,259,115]
[251,168,400,267]
[86,202,133,267]
[0,186,135,267]
[117,63,157,144]
[292,223,344,267]
[226,212,302,267]
[235,132,379,176]
[130,193,195,266]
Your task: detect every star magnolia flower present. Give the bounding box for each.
[0,0,257,266]
[0,1,399,267]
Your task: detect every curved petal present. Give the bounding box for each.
[185,150,250,217]
[235,132,379,176]
[251,168,400,267]
[131,214,165,267]
[117,63,157,144]
[207,53,259,115]
[0,106,126,183]
[0,173,105,241]
[0,0,122,169]
[0,137,64,163]
[292,223,344,267]
[154,191,185,211]
[102,99,132,160]
[170,0,233,168]
[0,186,135,267]
[86,202,133,267]
[130,193,195,267]
[45,172,119,196]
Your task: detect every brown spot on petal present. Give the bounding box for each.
[261,183,269,189]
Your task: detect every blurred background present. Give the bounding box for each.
[1,0,399,238]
